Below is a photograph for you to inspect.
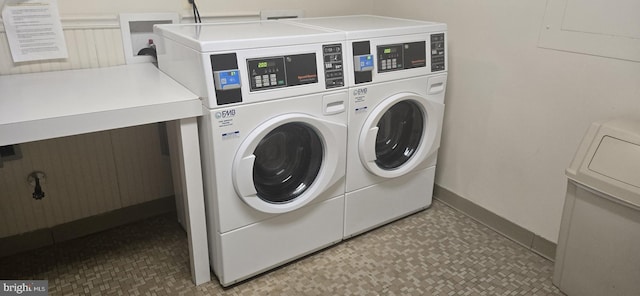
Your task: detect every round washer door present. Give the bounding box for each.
[358,92,442,178]
[233,113,345,214]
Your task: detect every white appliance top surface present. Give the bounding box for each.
[288,15,447,39]
[155,21,345,52]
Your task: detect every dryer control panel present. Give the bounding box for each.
[247,53,318,91]
[376,41,426,73]
[210,45,346,106]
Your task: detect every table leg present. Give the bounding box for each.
[169,118,210,285]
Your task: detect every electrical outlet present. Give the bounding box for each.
[0,144,22,161]
[119,13,180,65]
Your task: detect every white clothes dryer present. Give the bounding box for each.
[154,21,348,286]
[287,15,448,238]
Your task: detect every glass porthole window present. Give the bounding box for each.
[374,101,424,170]
[252,123,323,203]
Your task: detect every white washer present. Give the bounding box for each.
[287,15,448,238]
[154,21,348,286]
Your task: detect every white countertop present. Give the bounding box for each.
[0,63,202,146]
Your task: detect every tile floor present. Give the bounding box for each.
[0,200,564,295]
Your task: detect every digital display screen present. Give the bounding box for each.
[257,61,276,68]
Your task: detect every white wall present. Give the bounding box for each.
[373,0,640,242]
[0,0,371,18]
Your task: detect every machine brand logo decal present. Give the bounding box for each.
[215,109,236,119]
[353,87,368,103]
[216,109,236,128]
[353,88,367,96]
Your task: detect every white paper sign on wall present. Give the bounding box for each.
[1,0,68,63]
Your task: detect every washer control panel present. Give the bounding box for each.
[323,44,344,89]
[376,41,426,73]
[247,57,286,90]
[247,53,318,92]
[430,33,446,72]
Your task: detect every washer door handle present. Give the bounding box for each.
[235,154,257,197]
[362,126,379,162]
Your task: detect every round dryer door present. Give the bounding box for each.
[359,93,443,178]
[233,113,345,214]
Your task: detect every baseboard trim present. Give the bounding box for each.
[433,185,556,260]
[0,196,176,258]
[2,189,557,260]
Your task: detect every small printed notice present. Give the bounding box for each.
[2,0,68,62]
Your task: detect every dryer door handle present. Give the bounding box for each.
[235,154,257,197]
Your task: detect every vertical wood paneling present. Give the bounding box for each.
[0,161,28,235]
[0,131,123,238]
[84,29,100,68]
[108,29,126,67]
[73,29,90,69]
[43,140,68,225]
[0,28,125,75]
[26,141,52,232]
[110,124,174,208]
[64,30,81,70]
[94,28,111,67]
